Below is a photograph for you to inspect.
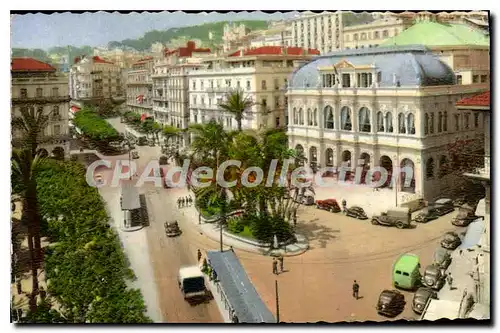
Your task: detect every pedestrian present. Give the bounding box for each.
[352,280,360,299]
[177,198,181,208]
[342,199,347,213]
[212,269,218,282]
[278,256,284,273]
[189,196,193,206]
[272,258,279,275]
[185,196,190,207]
[181,197,185,208]
[197,249,202,262]
[447,274,453,290]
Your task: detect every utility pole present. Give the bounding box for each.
[275,280,280,323]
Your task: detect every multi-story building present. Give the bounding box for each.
[223,23,252,52]
[188,46,320,132]
[381,20,490,85]
[93,48,146,69]
[343,16,412,49]
[286,46,488,202]
[290,11,344,54]
[126,57,154,116]
[249,23,293,48]
[152,41,211,146]
[11,58,71,156]
[69,55,125,106]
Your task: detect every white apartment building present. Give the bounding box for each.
[187,46,319,132]
[152,42,211,146]
[286,46,489,202]
[343,16,411,49]
[69,55,125,105]
[126,57,154,116]
[223,23,252,52]
[290,11,344,54]
[11,58,71,157]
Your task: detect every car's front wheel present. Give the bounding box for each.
[371,218,379,225]
[396,221,405,229]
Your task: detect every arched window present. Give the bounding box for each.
[313,108,318,126]
[385,112,393,133]
[299,108,304,125]
[340,106,352,131]
[377,111,384,132]
[324,106,334,129]
[407,113,415,134]
[398,113,406,134]
[307,108,313,126]
[438,112,442,132]
[426,157,435,179]
[293,108,298,124]
[358,107,371,132]
[443,111,448,131]
[424,113,429,134]
[430,113,435,134]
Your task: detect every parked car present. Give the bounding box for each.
[432,198,455,216]
[371,207,411,229]
[137,137,147,146]
[452,204,477,227]
[148,139,155,147]
[131,150,139,159]
[316,199,341,213]
[440,231,461,250]
[412,287,438,314]
[413,206,440,223]
[422,264,446,290]
[433,247,452,270]
[165,221,182,237]
[393,253,421,290]
[376,290,406,317]
[345,206,368,220]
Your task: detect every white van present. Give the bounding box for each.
[178,266,207,299]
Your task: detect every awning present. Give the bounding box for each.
[206,250,275,323]
[459,218,486,249]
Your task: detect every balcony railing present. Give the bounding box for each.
[11,95,71,104]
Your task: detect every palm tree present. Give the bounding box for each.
[11,148,45,312]
[12,106,51,158]
[218,89,255,132]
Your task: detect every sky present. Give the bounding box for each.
[11,11,298,50]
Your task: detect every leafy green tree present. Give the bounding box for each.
[73,107,120,147]
[11,149,45,312]
[162,125,180,145]
[219,89,255,132]
[12,106,51,158]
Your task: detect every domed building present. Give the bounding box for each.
[286,45,488,203]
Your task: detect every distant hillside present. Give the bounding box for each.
[107,20,270,51]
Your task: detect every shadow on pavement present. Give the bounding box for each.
[296,221,340,249]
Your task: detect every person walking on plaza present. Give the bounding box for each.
[272,258,279,275]
[185,196,190,207]
[447,274,454,290]
[181,197,185,208]
[177,198,181,209]
[342,199,347,213]
[188,195,193,206]
[278,256,284,273]
[352,280,360,300]
[197,249,202,263]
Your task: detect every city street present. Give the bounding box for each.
[100,117,465,323]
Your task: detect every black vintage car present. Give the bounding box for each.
[376,290,406,317]
[414,198,455,223]
[440,231,461,250]
[433,247,452,270]
[412,287,437,314]
[451,204,477,227]
[422,264,446,290]
[345,206,368,220]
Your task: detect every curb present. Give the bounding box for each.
[198,223,309,257]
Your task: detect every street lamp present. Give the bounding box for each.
[123,138,133,180]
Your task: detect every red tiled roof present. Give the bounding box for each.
[11,58,56,72]
[456,91,490,107]
[134,56,154,65]
[92,56,114,64]
[228,46,320,57]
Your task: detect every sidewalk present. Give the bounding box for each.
[175,188,309,257]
